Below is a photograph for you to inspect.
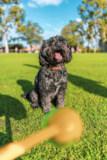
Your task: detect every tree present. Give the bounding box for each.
[16,21,43,51]
[78,0,107,52]
[0,0,25,53]
[61,21,83,48]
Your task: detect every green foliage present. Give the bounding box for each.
[0,29,3,40]
[0,0,20,4]
[9,5,25,24]
[17,21,43,46]
[80,47,101,53]
[66,35,77,47]
[0,7,4,21]
[0,0,25,44]
[61,21,83,47]
[78,0,107,44]
[89,48,101,53]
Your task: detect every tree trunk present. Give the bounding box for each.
[88,40,90,52]
[3,33,9,54]
[102,42,105,52]
[4,15,9,53]
[30,44,33,52]
[94,47,96,53]
[94,41,96,53]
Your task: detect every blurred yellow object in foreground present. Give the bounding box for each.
[0,108,83,160]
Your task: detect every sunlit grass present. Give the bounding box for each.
[0,53,107,159]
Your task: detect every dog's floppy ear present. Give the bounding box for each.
[39,40,48,66]
[64,43,72,63]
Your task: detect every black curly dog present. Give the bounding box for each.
[21,35,72,113]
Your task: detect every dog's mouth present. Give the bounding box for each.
[54,51,62,60]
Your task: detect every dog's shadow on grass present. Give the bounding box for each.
[17,79,43,111]
[17,79,34,94]
[23,64,107,98]
[0,93,27,160]
[17,63,39,93]
[24,64,40,70]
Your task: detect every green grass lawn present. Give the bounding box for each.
[0,53,107,160]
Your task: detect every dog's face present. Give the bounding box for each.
[39,35,72,66]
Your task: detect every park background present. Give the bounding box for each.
[0,0,107,160]
[1,0,107,53]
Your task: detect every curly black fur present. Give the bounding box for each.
[21,35,72,113]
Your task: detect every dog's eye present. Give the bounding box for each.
[62,41,67,45]
[49,42,53,46]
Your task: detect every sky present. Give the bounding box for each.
[1,0,86,47]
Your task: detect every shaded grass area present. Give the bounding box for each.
[0,53,107,159]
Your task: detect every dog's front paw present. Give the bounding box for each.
[43,108,51,114]
[31,103,39,109]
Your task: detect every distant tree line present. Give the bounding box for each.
[9,44,23,49]
[1,0,107,53]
